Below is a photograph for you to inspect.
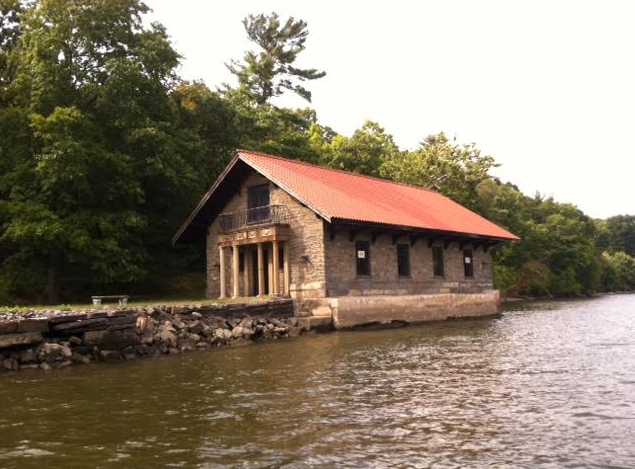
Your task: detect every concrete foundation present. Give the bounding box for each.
[321,291,500,329]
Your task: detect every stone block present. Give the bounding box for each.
[17,318,49,333]
[84,329,137,348]
[48,313,88,324]
[0,321,18,335]
[296,316,333,332]
[0,332,44,348]
[52,318,108,333]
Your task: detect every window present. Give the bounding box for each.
[247,184,270,223]
[432,246,444,277]
[397,244,410,277]
[355,240,371,276]
[463,249,474,277]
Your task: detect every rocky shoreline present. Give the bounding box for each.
[0,299,316,372]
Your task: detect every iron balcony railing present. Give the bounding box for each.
[218,205,291,232]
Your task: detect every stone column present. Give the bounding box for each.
[283,242,290,296]
[243,249,251,297]
[232,244,239,299]
[257,243,265,297]
[272,240,279,296]
[219,245,226,299]
[267,245,273,295]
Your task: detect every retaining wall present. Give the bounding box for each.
[331,291,501,329]
[0,299,298,372]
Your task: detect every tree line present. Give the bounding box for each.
[0,0,633,303]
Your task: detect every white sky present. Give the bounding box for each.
[146,0,634,219]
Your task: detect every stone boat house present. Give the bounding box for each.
[173,150,519,329]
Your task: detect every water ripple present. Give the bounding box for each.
[0,294,634,468]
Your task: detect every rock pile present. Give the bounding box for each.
[0,300,304,372]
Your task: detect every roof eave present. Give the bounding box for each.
[329,217,520,243]
[172,152,241,246]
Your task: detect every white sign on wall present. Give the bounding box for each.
[357,250,366,259]
[464,257,471,264]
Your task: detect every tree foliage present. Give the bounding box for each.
[0,0,207,302]
[314,121,400,177]
[227,12,325,105]
[380,133,498,207]
[0,3,633,304]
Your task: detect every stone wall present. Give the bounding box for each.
[324,231,493,297]
[331,291,500,329]
[206,170,326,299]
[0,300,301,373]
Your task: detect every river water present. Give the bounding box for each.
[0,294,634,468]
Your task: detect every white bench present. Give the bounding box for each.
[91,295,129,306]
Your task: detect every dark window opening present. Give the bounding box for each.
[239,250,244,273]
[278,245,284,270]
[463,249,474,277]
[355,240,371,276]
[247,184,270,223]
[433,246,444,277]
[397,244,410,277]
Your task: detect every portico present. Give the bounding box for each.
[217,223,291,299]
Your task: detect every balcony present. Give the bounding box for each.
[218,205,291,233]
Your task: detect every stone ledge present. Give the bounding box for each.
[0,299,303,373]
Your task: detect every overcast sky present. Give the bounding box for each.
[147,0,634,219]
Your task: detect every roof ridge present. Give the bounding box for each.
[236,148,442,195]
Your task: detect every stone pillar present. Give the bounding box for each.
[219,245,226,299]
[232,245,239,299]
[257,243,265,297]
[272,240,279,296]
[243,248,251,297]
[283,242,290,296]
[267,245,273,295]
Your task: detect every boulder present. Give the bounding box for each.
[239,317,253,329]
[214,328,233,341]
[186,320,204,335]
[3,357,18,371]
[71,353,91,365]
[19,348,37,363]
[99,350,121,362]
[157,329,177,348]
[68,335,82,346]
[38,343,72,363]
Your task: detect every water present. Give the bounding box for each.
[0,294,634,468]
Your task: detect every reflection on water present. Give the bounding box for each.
[1,294,634,468]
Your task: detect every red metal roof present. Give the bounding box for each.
[238,149,519,241]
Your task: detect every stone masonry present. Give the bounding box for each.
[206,171,326,300]
[324,232,493,296]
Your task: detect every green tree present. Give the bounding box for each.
[380,132,498,208]
[596,215,635,257]
[227,12,325,105]
[601,251,635,291]
[0,0,206,303]
[171,81,241,177]
[317,121,400,177]
[0,0,23,104]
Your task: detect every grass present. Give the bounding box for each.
[0,296,270,314]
